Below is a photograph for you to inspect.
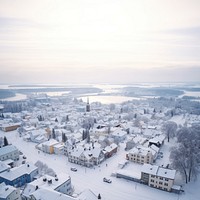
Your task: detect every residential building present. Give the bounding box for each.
[103,143,118,158]
[126,146,157,164]
[22,173,72,199]
[41,139,60,154]
[141,163,176,192]
[0,182,21,200]
[0,163,38,187]
[1,123,21,132]
[0,145,19,162]
[68,146,105,167]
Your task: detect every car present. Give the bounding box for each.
[22,160,26,164]
[103,177,112,183]
[70,167,77,172]
[22,156,27,159]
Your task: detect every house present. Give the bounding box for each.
[0,161,10,173]
[54,143,65,155]
[103,143,118,158]
[22,173,72,199]
[1,123,21,132]
[41,139,60,154]
[0,182,21,200]
[148,135,165,148]
[28,188,99,200]
[126,145,157,164]
[111,129,127,142]
[0,145,19,162]
[141,163,176,192]
[0,163,38,187]
[68,146,105,167]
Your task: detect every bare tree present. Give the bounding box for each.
[170,124,200,183]
[162,121,177,142]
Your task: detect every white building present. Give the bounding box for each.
[22,173,72,199]
[0,182,21,200]
[141,163,176,192]
[0,145,19,162]
[126,145,158,164]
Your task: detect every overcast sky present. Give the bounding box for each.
[0,0,200,84]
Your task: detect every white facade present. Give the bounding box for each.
[127,146,156,164]
[0,183,21,200]
[141,164,176,192]
[0,145,19,162]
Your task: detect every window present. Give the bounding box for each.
[160,177,163,180]
[159,182,163,185]
[165,178,169,181]
[164,183,168,186]
[151,175,155,178]
[150,179,154,183]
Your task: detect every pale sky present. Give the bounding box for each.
[0,0,200,84]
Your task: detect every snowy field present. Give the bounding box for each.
[0,130,200,200]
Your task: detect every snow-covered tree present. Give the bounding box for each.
[3,136,9,146]
[162,121,177,142]
[170,124,200,183]
[35,160,56,177]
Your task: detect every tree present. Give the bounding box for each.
[162,121,177,142]
[52,128,56,139]
[55,118,58,122]
[98,193,101,199]
[35,160,56,176]
[62,133,67,142]
[4,136,9,146]
[170,124,200,183]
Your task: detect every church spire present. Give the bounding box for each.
[86,97,90,112]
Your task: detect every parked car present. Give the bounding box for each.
[70,167,77,172]
[23,156,27,159]
[103,177,112,183]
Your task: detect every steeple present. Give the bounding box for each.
[86,97,90,112]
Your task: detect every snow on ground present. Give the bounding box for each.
[1,130,200,200]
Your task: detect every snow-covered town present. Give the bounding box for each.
[0,89,200,200]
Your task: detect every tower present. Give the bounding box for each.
[86,97,90,112]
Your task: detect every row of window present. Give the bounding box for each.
[151,175,169,181]
[150,179,168,186]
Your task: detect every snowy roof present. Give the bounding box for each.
[141,164,176,179]
[129,146,155,157]
[0,182,17,198]
[104,143,118,153]
[112,129,127,137]
[23,173,70,196]
[0,161,10,173]
[0,145,18,157]
[78,189,98,200]
[157,167,176,179]
[30,188,74,200]
[42,139,59,146]
[141,164,159,175]
[0,163,38,181]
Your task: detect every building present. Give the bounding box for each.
[0,161,10,173]
[41,139,60,154]
[0,182,21,200]
[126,145,158,164]
[1,123,21,132]
[141,163,176,192]
[86,97,90,112]
[0,145,19,162]
[103,143,118,158]
[68,146,105,167]
[0,163,38,187]
[22,173,72,199]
